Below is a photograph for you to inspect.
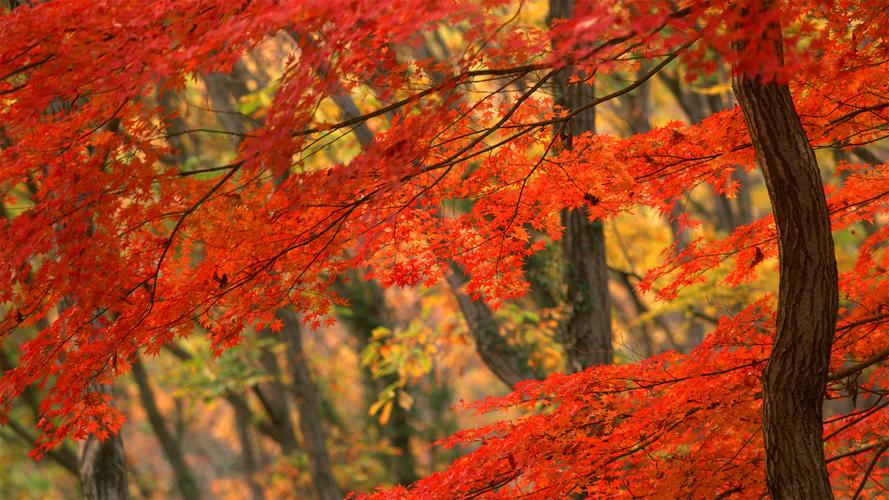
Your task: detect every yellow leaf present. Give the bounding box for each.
[693,83,732,95]
[371,326,391,340]
[378,400,394,425]
[369,398,385,417]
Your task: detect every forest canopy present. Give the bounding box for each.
[0,0,887,498]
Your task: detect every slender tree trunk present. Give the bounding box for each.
[853,146,883,166]
[0,347,81,477]
[549,0,613,371]
[661,68,755,233]
[79,386,129,500]
[446,269,538,386]
[278,310,342,500]
[335,276,419,485]
[253,334,301,454]
[163,344,267,499]
[2,419,80,476]
[620,67,651,137]
[731,6,837,498]
[231,396,266,500]
[204,66,307,461]
[393,31,539,386]
[32,31,133,494]
[315,60,422,482]
[156,86,197,167]
[131,358,201,499]
[154,70,265,496]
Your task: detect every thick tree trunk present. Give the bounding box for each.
[79,386,130,500]
[131,357,201,500]
[560,212,613,369]
[549,0,612,371]
[731,7,837,499]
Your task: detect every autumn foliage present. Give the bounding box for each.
[1,0,887,497]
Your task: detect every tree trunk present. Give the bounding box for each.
[335,276,419,485]
[560,212,613,369]
[202,72,249,145]
[661,67,755,233]
[253,334,301,454]
[320,70,421,483]
[156,86,198,167]
[733,168,755,226]
[0,347,81,477]
[446,269,538,386]
[731,6,837,498]
[204,65,310,465]
[278,310,342,500]
[163,343,271,498]
[231,394,266,500]
[549,0,613,371]
[79,386,130,500]
[131,357,201,499]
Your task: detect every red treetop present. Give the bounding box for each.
[0,0,887,496]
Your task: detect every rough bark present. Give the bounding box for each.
[66,113,131,500]
[278,310,342,500]
[559,212,613,369]
[731,7,837,498]
[131,357,201,500]
[549,0,613,371]
[78,386,130,500]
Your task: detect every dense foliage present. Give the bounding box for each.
[1,0,886,498]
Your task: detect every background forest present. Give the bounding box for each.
[0,0,887,498]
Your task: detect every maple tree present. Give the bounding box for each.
[1,0,888,498]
